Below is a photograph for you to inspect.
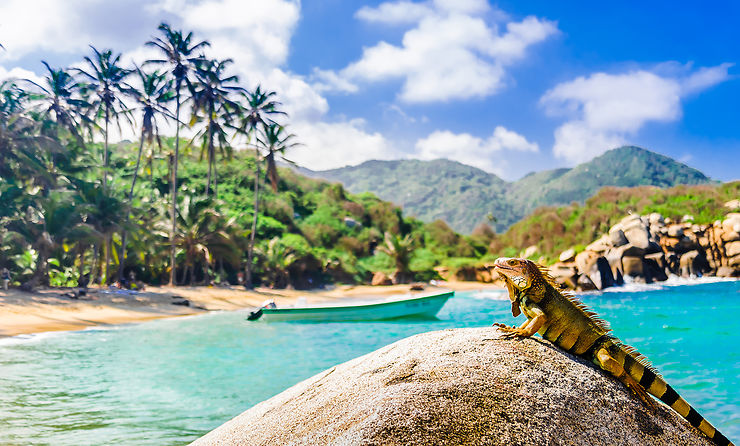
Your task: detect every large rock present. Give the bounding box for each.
[622,256,644,278]
[371,271,392,286]
[586,256,616,290]
[585,235,610,253]
[575,250,599,274]
[193,328,713,446]
[609,228,628,247]
[559,248,576,263]
[725,241,740,258]
[623,222,650,249]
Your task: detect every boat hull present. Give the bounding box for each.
[259,291,453,322]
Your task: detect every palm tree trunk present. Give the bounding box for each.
[118,129,146,281]
[103,104,109,190]
[90,243,99,286]
[205,117,214,196]
[77,245,85,287]
[245,152,260,289]
[104,235,110,285]
[169,90,181,286]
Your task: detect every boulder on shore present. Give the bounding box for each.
[194,328,712,446]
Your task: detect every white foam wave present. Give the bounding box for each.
[597,275,736,294]
[467,290,508,301]
[0,330,69,346]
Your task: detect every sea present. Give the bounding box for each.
[1,279,738,445]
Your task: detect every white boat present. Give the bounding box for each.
[248,290,454,322]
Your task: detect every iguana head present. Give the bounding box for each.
[493,257,547,316]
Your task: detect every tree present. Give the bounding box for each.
[146,23,210,286]
[75,46,131,190]
[257,123,299,193]
[24,62,89,147]
[233,86,285,289]
[256,237,296,288]
[378,232,415,284]
[117,67,174,280]
[189,57,242,197]
[159,196,238,285]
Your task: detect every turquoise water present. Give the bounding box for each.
[1,280,738,445]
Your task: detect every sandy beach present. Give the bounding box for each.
[0,281,503,338]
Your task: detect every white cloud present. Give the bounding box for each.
[0,65,43,85]
[290,120,397,170]
[414,126,538,175]
[541,65,732,163]
[0,0,88,59]
[355,1,432,24]
[320,1,557,103]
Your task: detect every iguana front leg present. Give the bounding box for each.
[495,306,547,339]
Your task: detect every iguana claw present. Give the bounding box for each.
[493,323,527,338]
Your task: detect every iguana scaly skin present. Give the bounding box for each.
[493,257,733,446]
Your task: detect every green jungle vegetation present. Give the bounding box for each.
[310,146,712,233]
[0,24,491,290]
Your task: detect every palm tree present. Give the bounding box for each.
[158,196,238,285]
[24,62,89,147]
[75,47,131,190]
[257,123,299,193]
[233,86,285,289]
[256,237,296,288]
[146,23,209,286]
[189,57,242,196]
[117,67,174,280]
[378,232,415,284]
[0,81,60,185]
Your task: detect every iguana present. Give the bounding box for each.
[492,256,733,446]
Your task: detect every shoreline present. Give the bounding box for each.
[0,281,503,338]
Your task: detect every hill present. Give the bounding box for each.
[303,159,513,233]
[308,146,713,233]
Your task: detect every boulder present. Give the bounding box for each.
[679,251,700,277]
[585,235,610,253]
[667,225,684,238]
[343,217,361,228]
[720,231,740,243]
[622,256,644,278]
[648,212,664,225]
[521,245,538,259]
[475,267,493,283]
[576,274,598,291]
[586,256,616,290]
[193,328,713,446]
[716,266,739,278]
[725,241,740,258]
[433,266,450,281]
[559,248,576,263]
[623,222,650,249]
[575,250,598,274]
[643,255,668,283]
[608,228,628,247]
[725,199,740,210]
[722,213,740,233]
[371,272,392,286]
[729,255,740,267]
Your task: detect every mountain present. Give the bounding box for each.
[306,146,712,234]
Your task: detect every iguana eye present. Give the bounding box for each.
[508,259,517,266]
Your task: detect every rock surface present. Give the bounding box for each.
[193,328,711,446]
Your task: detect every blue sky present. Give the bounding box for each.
[1,0,738,181]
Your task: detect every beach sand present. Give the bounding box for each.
[0,281,502,338]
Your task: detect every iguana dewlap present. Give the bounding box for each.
[493,257,733,446]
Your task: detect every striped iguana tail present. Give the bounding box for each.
[603,339,733,446]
